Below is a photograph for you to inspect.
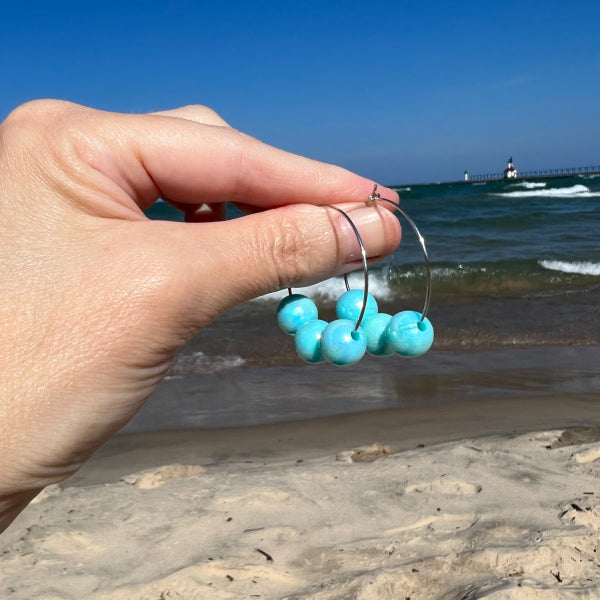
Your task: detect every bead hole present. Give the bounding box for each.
[417,320,427,332]
[351,330,361,341]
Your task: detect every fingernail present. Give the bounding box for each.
[340,206,395,265]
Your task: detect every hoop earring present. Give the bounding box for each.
[276,185,433,366]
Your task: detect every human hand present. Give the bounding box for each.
[0,100,401,531]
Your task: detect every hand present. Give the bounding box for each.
[0,100,401,531]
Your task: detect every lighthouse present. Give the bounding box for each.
[504,157,518,179]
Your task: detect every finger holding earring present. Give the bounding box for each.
[277,185,434,366]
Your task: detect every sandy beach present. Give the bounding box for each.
[2,392,600,599]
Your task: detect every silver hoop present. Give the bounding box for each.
[287,205,369,332]
[286,184,431,328]
[367,184,432,321]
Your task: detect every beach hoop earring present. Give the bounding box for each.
[276,185,433,366]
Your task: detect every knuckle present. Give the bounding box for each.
[257,206,317,288]
[189,104,221,119]
[2,99,73,133]
[229,130,269,198]
[179,104,229,126]
[0,99,85,158]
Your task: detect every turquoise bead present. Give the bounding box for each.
[295,319,328,363]
[320,319,367,366]
[362,312,394,356]
[386,311,434,358]
[336,290,378,324]
[276,294,318,335]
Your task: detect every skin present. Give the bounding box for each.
[0,100,402,532]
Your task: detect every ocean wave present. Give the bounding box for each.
[388,260,600,299]
[492,184,600,198]
[508,181,547,189]
[255,258,599,307]
[256,273,394,303]
[540,260,600,276]
[166,351,245,378]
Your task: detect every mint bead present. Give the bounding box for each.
[295,319,328,363]
[336,289,378,324]
[363,312,394,356]
[320,319,367,366]
[276,294,318,335]
[386,311,434,358]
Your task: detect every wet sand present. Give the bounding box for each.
[125,345,600,431]
[67,390,600,487]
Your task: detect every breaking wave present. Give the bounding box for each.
[166,351,245,378]
[257,273,393,303]
[540,260,600,276]
[492,184,600,198]
[509,181,547,189]
[253,258,600,307]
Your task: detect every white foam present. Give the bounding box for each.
[256,273,393,303]
[166,351,245,378]
[509,181,547,189]
[432,265,487,278]
[492,184,600,198]
[540,260,600,276]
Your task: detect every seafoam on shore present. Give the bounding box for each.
[2,427,600,599]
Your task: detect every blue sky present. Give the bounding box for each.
[1,1,599,184]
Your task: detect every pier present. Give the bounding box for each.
[467,165,600,183]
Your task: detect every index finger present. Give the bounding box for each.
[98,110,399,211]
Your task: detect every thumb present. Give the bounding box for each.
[154,201,402,332]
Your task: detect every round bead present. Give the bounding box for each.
[362,312,394,356]
[336,290,378,324]
[320,319,367,366]
[295,319,328,364]
[386,311,434,358]
[276,294,318,335]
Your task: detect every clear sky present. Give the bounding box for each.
[1,1,599,184]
